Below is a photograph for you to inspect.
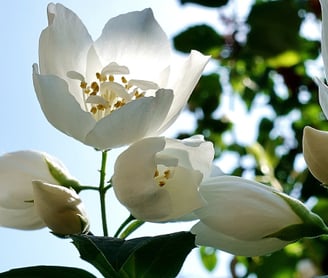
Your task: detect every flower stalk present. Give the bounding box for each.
[99,150,109,236]
[114,214,135,238]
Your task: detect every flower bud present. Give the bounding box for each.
[191,176,328,256]
[303,126,328,184]
[0,150,80,230]
[32,181,89,235]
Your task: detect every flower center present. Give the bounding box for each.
[67,62,159,120]
[154,166,174,187]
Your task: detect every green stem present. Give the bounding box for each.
[119,220,145,239]
[114,214,135,238]
[77,185,99,191]
[99,150,108,236]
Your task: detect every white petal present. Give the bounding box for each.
[85,89,173,149]
[320,0,328,78]
[196,176,302,240]
[191,221,290,257]
[39,3,93,100]
[316,77,328,119]
[157,50,211,134]
[0,150,75,230]
[112,137,204,222]
[39,3,92,75]
[158,166,204,221]
[32,181,89,235]
[0,206,45,230]
[94,9,170,79]
[163,135,214,178]
[112,137,167,217]
[0,150,67,209]
[33,65,96,145]
[303,126,328,184]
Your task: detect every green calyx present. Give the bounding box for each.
[264,191,328,241]
[45,158,81,192]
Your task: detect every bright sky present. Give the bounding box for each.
[0,0,254,277]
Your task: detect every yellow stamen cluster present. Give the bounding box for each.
[79,72,142,117]
[68,64,159,121]
[154,168,172,187]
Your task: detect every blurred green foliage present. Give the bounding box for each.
[174,0,328,276]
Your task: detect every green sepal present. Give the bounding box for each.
[264,192,328,241]
[264,223,327,241]
[45,158,81,192]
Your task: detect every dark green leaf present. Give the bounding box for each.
[71,235,118,278]
[246,1,302,57]
[72,231,196,278]
[173,25,224,54]
[180,0,228,8]
[0,266,96,278]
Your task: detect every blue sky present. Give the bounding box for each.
[0,0,244,277]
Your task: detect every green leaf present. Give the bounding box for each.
[246,1,302,57]
[71,235,118,278]
[0,266,96,278]
[173,25,224,55]
[120,232,195,278]
[71,232,196,278]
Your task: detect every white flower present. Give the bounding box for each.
[303,126,328,184]
[191,176,328,256]
[33,4,210,150]
[112,135,215,221]
[302,1,328,184]
[32,181,89,235]
[0,150,82,231]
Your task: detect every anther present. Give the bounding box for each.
[121,76,127,83]
[90,107,97,114]
[114,100,125,108]
[97,104,106,110]
[164,170,170,179]
[159,181,166,187]
[91,82,99,93]
[109,75,114,82]
[80,81,87,89]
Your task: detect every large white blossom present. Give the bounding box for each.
[112,135,215,221]
[33,4,210,150]
[0,150,88,234]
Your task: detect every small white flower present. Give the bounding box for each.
[33,4,210,150]
[0,150,78,230]
[112,135,215,221]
